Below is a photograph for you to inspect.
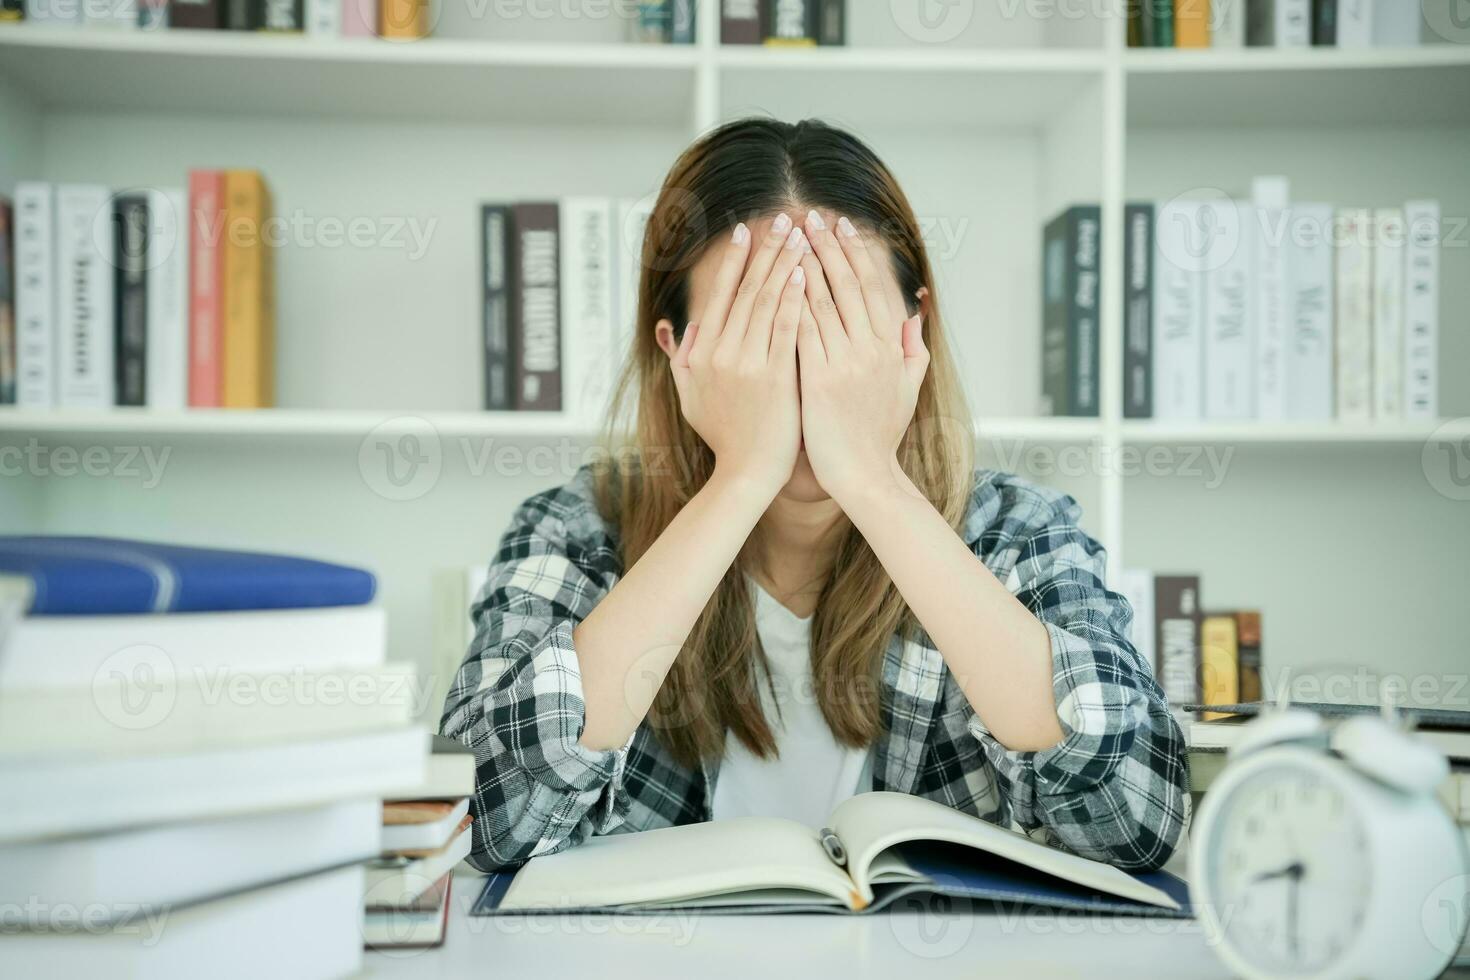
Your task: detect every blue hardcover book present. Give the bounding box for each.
[0,537,376,615]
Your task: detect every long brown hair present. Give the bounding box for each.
[596,118,974,768]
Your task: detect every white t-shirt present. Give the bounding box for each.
[710,581,872,827]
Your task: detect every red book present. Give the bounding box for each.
[188,170,224,408]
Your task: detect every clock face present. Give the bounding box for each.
[1205,761,1373,974]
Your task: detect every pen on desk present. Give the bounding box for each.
[819,827,847,867]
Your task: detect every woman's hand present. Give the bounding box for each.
[795,210,929,505]
[671,213,808,498]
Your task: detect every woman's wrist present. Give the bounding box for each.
[829,455,921,523]
[707,459,786,512]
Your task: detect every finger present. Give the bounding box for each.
[690,222,752,361]
[741,224,807,361]
[719,212,795,354]
[900,314,929,388]
[796,297,826,369]
[803,209,871,343]
[799,251,848,360]
[834,215,898,342]
[768,262,805,362]
[673,321,698,369]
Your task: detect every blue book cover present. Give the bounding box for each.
[0,537,376,615]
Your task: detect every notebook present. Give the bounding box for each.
[471,791,1190,917]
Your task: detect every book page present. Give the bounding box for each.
[499,817,860,911]
[828,792,1180,910]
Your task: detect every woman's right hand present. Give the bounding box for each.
[670,212,807,497]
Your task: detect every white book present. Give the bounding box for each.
[1337,0,1374,45]
[146,187,189,410]
[306,0,340,34]
[1371,208,1405,420]
[1252,177,1291,420]
[13,182,56,408]
[365,821,473,907]
[615,195,654,362]
[1118,569,1157,675]
[23,0,82,22]
[1247,0,1310,44]
[1204,199,1254,420]
[382,798,471,853]
[54,184,115,408]
[1286,203,1335,421]
[0,604,386,691]
[0,727,426,842]
[1334,208,1374,421]
[1372,0,1420,43]
[0,799,379,909]
[1402,200,1439,420]
[1212,0,1247,45]
[430,564,487,727]
[1151,199,1204,421]
[0,864,364,980]
[560,197,619,430]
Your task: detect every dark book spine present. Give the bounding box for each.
[1154,575,1201,710]
[113,195,149,408]
[1235,611,1262,703]
[1311,0,1336,43]
[761,0,816,44]
[481,205,514,411]
[1151,0,1174,45]
[721,0,759,42]
[226,0,253,29]
[816,0,842,44]
[1127,0,1142,45]
[169,0,221,26]
[253,0,302,29]
[0,0,25,19]
[670,0,694,42]
[1069,206,1100,418]
[1123,202,1153,419]
[0,199,13,405]
[1040,211,1069,417]
[512,202,561,412]
[632,0,671,41]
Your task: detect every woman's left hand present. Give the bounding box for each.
[796,209,929,505]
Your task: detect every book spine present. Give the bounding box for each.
[83,0,138,26]
[1213,0,1246,44]
[1152,198,1203,420]
[1204,199,1254,419]
[24,0,82,22]
[1040,211,1070,417]
[1335,0,1372,44]
[512,202,562,412]
[1198,616,1239,721]
[305,0,338,33]
[225,0,252,27]
[1311,0,1337,41]
[0,199,12,405]
[1371,208,1404,420]
[188,170,224,408]
[1234,610,1262,703]
[1123,203,1153,419]
[1286,202,1334,420]
[1371,0,1418,43]
[1151,0,1175,44]
[146,188,189,411]
[670,0,694,42]
[481,204,514,411]
[816,0,842,44]
[378,0,423,38]
[14,183,54,408]
[1252,176,1290,420]
[1154,575,1201,715]
[1128,0,1143,45]
[1278,0,1311,42]
[1402,200,1439,420]
[1118,569,1156,673]
[615,196,653,364]
[631,0,671,41]
[255,0,302,30]
[55,185,115,409]
[340,0,372,33]
[221,170,273,409]
[168,0,221,27]
[1069,206,1100,418]
[762,0,816,44]
[1174,0,1210,46]
[0,0,24,20]
[113,193,149,407]
[138,0,168,28]
[1333,208,1373,421]
[721,0,759,42]
[559,198,617,429]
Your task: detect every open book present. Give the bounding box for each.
[472,792,1189,917]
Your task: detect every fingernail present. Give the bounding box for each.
[772,212,792,235]
[785,226,804,250]
[791,265,805,286]
[732,222,749,245]
[806,209,826,231]
[837,216,858,238]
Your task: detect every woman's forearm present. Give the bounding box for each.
[839,471,1065,753]
[574,467,774,751]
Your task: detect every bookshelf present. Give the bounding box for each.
[1,3,1466,710]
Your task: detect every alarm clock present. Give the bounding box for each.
[1190,707,1469,980]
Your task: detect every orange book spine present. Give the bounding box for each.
[379,0,427,39]
[221,170,275,409]
[1199,615,1239,721]
[1174,0,1210,46]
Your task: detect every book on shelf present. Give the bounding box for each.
[146,187,190,410]
[55,184,115,409]
[762,0,816,45]
[0,0,22,19]
[221,169,276,409]
[341,0,375,35]
[560,197,618,426]
[1203,198,1253,421]
[1123,202,1154,419]
[1334,207,1373,421]
[1135,0,1426,45]
[473,791,1189,916]
[1311,0,1336,42]
[1403,200,1439,419]
[189,169,225,406]
[1372,207,1405,419]
[1040,205,1100,419]
[1118,568,1157,672]
[1247,0,1311,44]
[481,204,515,411]
[305,0,338,34]
[721,0,760,42]
[1174,0,1210,46]
[1185,702,1470,761]
[169,0,223,28]
[1198,614,1239,720]
[512,201,562,412]
[1335,0,1372,44]
[114,192,150,407]
[1251,176,1290,421]
[1286,201,1334,420]
[14,183,55,407]
[378,0,423,39]
[1154,574,1201,715]
[1151,198,1204,420]
[0,196,13,405]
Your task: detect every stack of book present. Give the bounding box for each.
[719,0,845,45]
[2,170,277,411]
[1043,186,1441,423]
[363,735,477,949]
[0,536,425,977]
[1128,0,1427,47]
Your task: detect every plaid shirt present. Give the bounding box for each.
[442,467,1188,874]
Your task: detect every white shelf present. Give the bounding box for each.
[1120,419,1470,445]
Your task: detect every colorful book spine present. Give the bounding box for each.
[1234,611,1262,703]
[1123,203,1153,419]
[138,0,167,28]
[1371,208,1404,420]
[0,199,13,405]
[1252,176,1290,420]
[559,198,617,429]
[168,0,222,27]
[0,0,23,20]
[670,0,695,43]
[1402,200,1439,419]
[1335,0,1372,44]
[631,0,671,41]
[113,193,150,407]
[720,0,760,42]
[481,204,514,411]
[1174,0,1210,46]
[1152,198,1203,420]
[1155,575,1201,716]
[188,170,224,408]
[1199,615,1239,721]
[13,183,54,408]
[55,185,115,409]
[147,188,189,411]
[1150,0,1175,44]
[1334,208,1374,421]
[1312,0,1337,41]
[1286,202,1334,420]
[378,0,423,38]
[1203,199,1253,420]
[341,0,373,34]
[762,0,816,45]
[221,170,275,409]
[512,202,561,412]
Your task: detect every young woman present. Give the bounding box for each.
[442,118,1187,875]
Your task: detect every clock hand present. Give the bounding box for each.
[1286,867,1301,963]
[1248,861,1305,886]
